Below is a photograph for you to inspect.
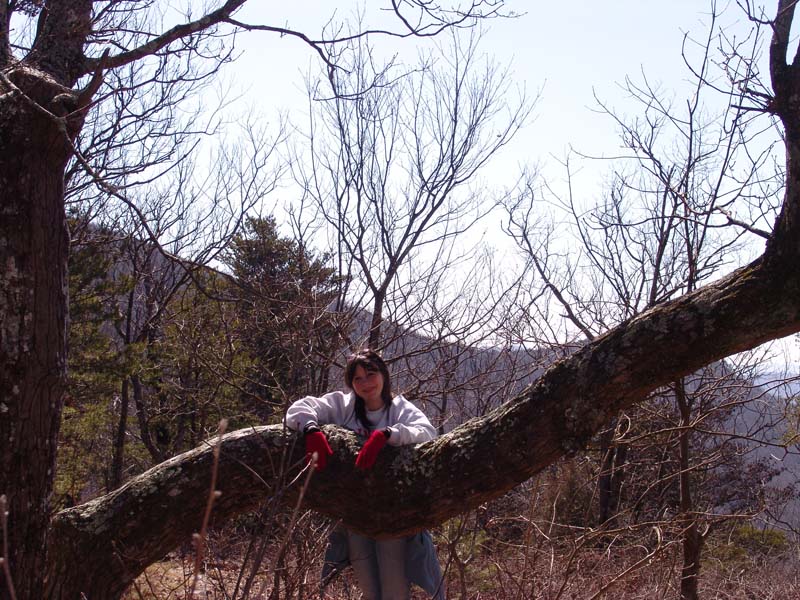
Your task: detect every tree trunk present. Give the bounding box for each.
[110,378,130,490]
[368,289,386,349]
[598,424,628,527]
[132,373,164,463]
[0,67,73,600]
[676,379,702,600]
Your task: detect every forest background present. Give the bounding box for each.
[2,1,800,599]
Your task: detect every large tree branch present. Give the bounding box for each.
[46,245,800,597]
[81,0,248,75]
[27,0,93,83]
[82,0,508,77]
[0,2,9,66]
[769,0,795,89]
[765,0,800,262]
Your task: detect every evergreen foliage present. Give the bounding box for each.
[221,215,342,414]
[59,218,135,504]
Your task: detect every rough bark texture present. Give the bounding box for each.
[0,65,78,600]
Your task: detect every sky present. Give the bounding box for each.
[210,1,799,369]
[214,1,784,253]
[223,1,765,181]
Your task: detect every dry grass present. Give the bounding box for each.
[120,462,800,599]
[122,553,431,599]
[121,526,800,600]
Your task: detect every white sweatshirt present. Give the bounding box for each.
[285,391,436,446]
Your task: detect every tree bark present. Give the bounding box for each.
[1,3,95,595]
[0,65,76,599]
[676,379,702,600]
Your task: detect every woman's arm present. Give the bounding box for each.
[285,391,350,431]
[385,396,437,445]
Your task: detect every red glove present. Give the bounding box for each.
[305,430,333,471]
[355,429,390,470]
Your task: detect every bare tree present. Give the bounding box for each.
[501,4,794,598]
[295,27,531,352]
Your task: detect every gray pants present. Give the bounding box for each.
[347,531,410,600]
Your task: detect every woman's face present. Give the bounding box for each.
[351,364,385,410]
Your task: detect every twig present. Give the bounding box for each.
[0,495,18,600]
[188,419,229,598]
[236,431,306,598]
[586,527,669,600]
[255,455,318,599]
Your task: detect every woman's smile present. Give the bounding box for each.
[351,365,385,410]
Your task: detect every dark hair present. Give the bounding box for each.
[345,349,392,429]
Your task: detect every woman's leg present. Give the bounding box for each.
[375,537,410,600]
[347,531,381,600]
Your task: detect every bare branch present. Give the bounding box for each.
[82,0,248,74]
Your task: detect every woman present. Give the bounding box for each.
[285,349,444,600]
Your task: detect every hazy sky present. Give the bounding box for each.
[224,1,768,182]
[213,1,799,366]
[213,0,778,261]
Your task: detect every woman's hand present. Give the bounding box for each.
[355,429,390,470]
[304,429,333,471]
